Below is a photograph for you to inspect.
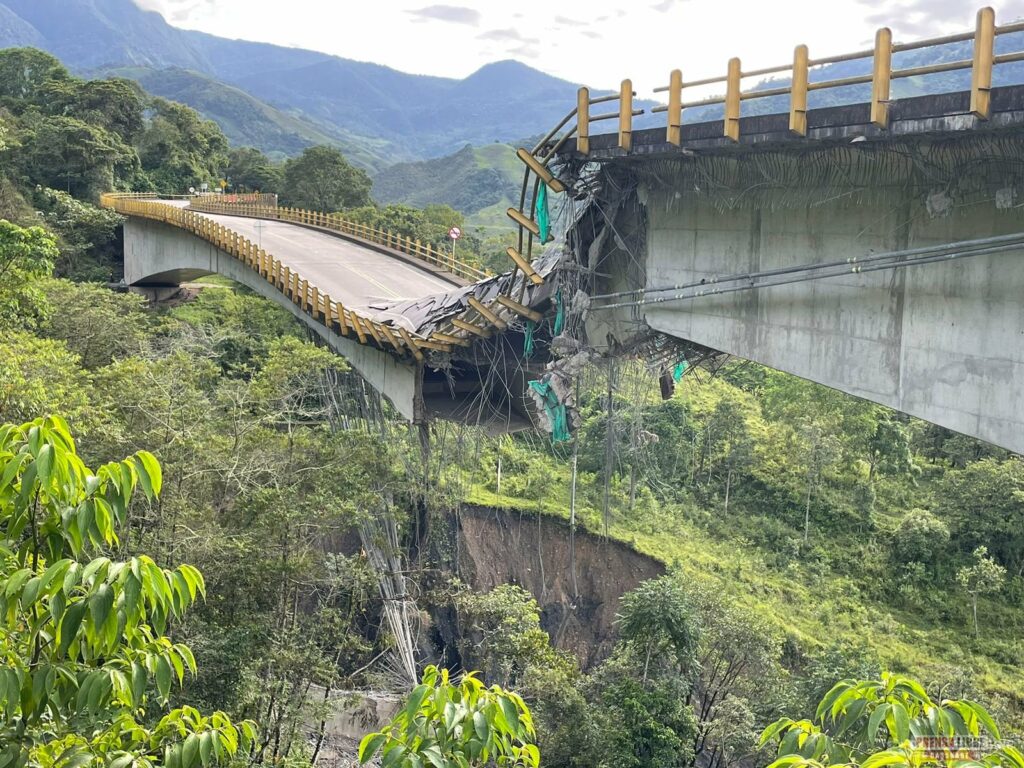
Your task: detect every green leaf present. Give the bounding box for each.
[131,661,147,706]
[199,732,214,767]
[498,696,520,734]
[890,703,910,744]
[406,684,430,723]
[155,655,172,700]
[4,568,32,597]
[34,444,53,487]
[135,450,162,497]
[862,750,910,768]
[421,745,446,768]
[182,734,200,768]
[381,744,406,768]
[965,700,1001,739]
[58,600,88,657]
[358,733,387,764]
[868,703,891,744]
[473,710,489,741]
[89,583,114,632]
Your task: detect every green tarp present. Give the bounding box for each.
[535,182,551,242]
[523,320,535,358]
[553,288,565,336]
[528,379,571,443]
[673,359,688,382]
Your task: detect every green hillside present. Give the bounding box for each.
[372,143,522,230]
[103,66,397,170]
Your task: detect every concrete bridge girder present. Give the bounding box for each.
[124,217,422,422]
[584,176,1024,454]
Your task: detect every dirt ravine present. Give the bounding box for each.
[455,506,664,669]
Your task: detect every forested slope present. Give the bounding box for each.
[0,45,1021,768]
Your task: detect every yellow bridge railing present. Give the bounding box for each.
[188,196,490,283]
[504,5,1021,279]
[102,193,545,360]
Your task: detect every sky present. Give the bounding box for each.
[134,0,1024,94]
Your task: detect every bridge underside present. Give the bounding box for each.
[124,218,540,430]
[571,114,1024,453]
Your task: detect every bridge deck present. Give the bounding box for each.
[159,202,459,320]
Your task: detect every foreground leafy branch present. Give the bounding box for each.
[759,672,1024,768]
[0,415,255,768]
[359,665,539,768]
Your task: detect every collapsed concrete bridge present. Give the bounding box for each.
[104,194,561,431]
[109,6,1024,452]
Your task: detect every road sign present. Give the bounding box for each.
[448,226,462,240]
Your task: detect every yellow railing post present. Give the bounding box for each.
[725,57,741,141]
[871,27,893,128]
[667,69,683,145]
[790,45,809,136]
[970,6,995,119]
[577,87,590,155]
[618,79,633,151]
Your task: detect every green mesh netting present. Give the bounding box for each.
[535,182,551,242]
[528,380,571,443]
[673,359,688,382]
[523,319,535,358]
[553,288,565,336]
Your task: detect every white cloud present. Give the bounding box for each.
[132,0,1003,96]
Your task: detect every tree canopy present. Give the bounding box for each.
[280,145,372,211]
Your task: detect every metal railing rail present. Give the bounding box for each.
[650,7,1020,140]
[103,193,545,358]
[102,193,448,361]
[187,196,490,283]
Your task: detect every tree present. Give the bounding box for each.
[137,99,228,194]
[0,415,256,765]
[588,655,698,768]
[281,145,372,211]
[358,665,540,768]
[866,413,916,481]
[224,147,282,193]
[799,422,841,543]
[618,575,698,684]
[40,76,145,144]
[891,508,949,572]
[17,115,137,199]
[956,546,1006,637]
[38,280,149,368]
[0,332,96,432]
[32,188,125,281]
[453,584,573,691]
[685,580,780,768]
[0,48,69,107]
[759,672,1021,768]
[937,458,1024,576]
[0,219,57,329]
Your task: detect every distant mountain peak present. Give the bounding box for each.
[0,0,593,160]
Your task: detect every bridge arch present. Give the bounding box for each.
[124,214,423,421]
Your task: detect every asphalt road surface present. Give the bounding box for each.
[200,213,459,313]
[159,201,460,316]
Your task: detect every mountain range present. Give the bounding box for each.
[0,0,597,165]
